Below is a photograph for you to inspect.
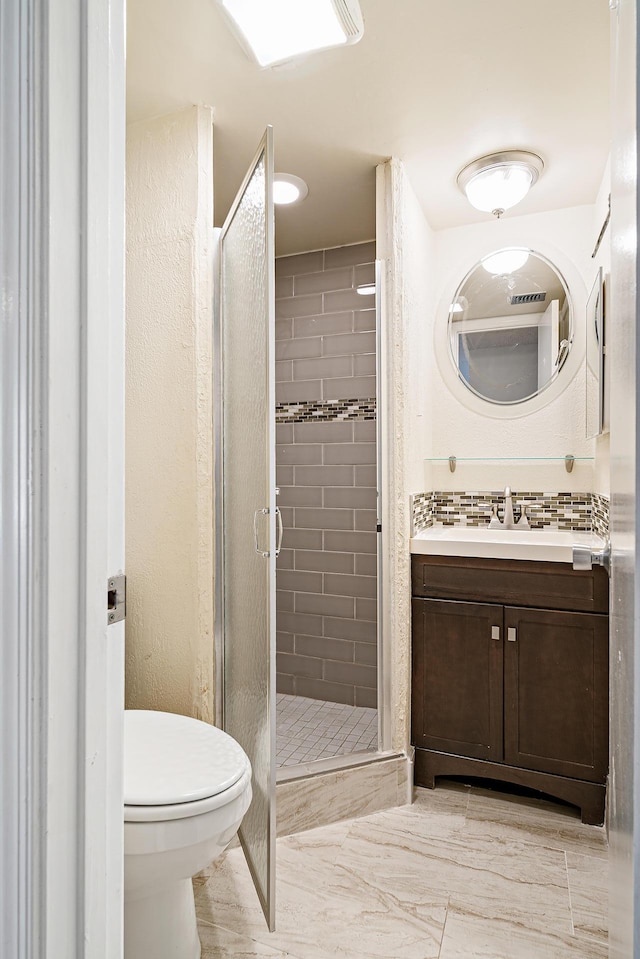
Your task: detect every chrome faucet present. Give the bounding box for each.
[502,486,516,529]
[482,487,529,529]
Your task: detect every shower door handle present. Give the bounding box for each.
[253,508,270,558]
[275,507,284,557]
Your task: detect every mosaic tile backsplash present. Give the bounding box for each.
[592,493,610,538]
[411,491,610,536]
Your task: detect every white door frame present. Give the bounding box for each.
[608,0,640,955]
[1,0,126,955]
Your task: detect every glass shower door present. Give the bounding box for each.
[218,128,276,930]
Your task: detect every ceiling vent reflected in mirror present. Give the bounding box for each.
[509,292,547,305]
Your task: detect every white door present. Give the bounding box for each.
[1,0,126,954]
[608,0,640,955]
[217,128,277,931]
[537,298,559,389]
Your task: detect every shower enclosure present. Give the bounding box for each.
[214,127,387,924]
[217,129,277,929]
[273,241,380,770]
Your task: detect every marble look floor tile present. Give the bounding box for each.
[195,842,447,959]
[195,778,608,959]
[278,821,351,867]
[566,851,609,945]
[198,921,293,958]
[462,785,608,859]
[413,783,471,818]
[438,908,608,959]
[344,784,469,843]
[335,816,573,938]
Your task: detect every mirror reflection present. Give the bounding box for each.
[448,248,572,405]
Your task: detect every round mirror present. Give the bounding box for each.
[447,247,573,405]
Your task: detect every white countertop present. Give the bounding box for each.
[410,526,606,564]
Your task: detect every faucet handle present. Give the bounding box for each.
[517,502,530,529]
[480,503,502,529]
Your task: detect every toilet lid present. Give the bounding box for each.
[124,710,251,805]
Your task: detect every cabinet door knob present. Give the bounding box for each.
[507,627,517,642]
[491,626,500,640]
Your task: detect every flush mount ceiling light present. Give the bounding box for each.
[273,173,308,205]
[481,249,530,275]
[457,151,544,218]
[219,0,364,68]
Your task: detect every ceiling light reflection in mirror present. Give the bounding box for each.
[482,249,529,275]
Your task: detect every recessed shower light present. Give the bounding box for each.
[218,0,364,68]
[457,151,544,218]
[273,174,308,205]
[356,284,376,296]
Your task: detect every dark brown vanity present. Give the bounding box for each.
[411,553,609,824]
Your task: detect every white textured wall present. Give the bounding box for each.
[377,159,437,753]
[126,106,215,722]
[403,175,438,492]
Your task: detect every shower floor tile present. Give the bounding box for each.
[276,694,377,767]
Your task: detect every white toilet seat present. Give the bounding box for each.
[124,764,252,822]
[124,709,250,807]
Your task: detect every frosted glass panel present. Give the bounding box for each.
[220,131,276,929]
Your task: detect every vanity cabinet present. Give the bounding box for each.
[411,554,609,824]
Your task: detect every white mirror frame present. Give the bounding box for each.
[434,238,587,420]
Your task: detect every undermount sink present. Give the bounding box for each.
[410,525,605,563]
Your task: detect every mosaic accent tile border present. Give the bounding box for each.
[410,492,433,534]
[592,493,610,538]
[412,491,610,535]
[276,397,376,423]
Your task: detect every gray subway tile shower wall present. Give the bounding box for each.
[275,241,377,708]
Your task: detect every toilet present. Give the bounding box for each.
[123,709,252,959]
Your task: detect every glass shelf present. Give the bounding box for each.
[424,455,594,474]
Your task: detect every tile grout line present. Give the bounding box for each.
[437,897,452,959]
[565,849,576,937]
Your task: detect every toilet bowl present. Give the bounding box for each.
[123,709,252,959]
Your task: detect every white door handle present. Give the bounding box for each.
[572,540,611,575]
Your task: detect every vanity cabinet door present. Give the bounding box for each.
[503,607,609,783]
[412,598,503,762]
